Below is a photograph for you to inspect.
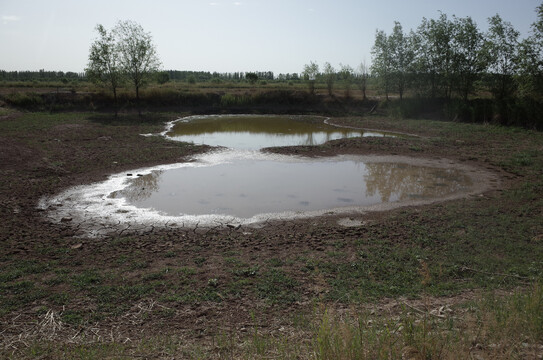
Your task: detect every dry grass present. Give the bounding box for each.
[1,284,541,359]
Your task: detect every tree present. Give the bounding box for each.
[355,61,369,100]
[155,71,170,84]
[415,13,456,99]
[302,61,319,95]
[114,20,161,114]
[245,72,258,84]
[388,22,416,100]
[338,64,354,98]
[86,24,123,115]
[322,62,336,96]
[451,16,486,102]
[371,29,393,100]
[484,14,520,102]
[517,4,543,99]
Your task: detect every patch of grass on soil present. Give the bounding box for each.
[0,111,542,358]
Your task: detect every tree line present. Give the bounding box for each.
[301,61,369,99]
[0,70,85,82]
[369,5,543,126]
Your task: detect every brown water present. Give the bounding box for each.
[165,114,394,149]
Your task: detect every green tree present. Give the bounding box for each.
[155,71,169,84]
[114,20,161,114]
[355,61,369,100]
[483,14,520,102]
[415,13,456,99]
[338,64,354,98]
[245,72,258,84]
[388,22,416,100]
[517,4,543,99]
[322,62,336,96]
[451,16,486,102]
[86,24,123,115]
[302,61,319,95]
[371,29,393,100]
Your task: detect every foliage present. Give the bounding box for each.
[355,61,369,100]
[388,22,416,100]
[322,62,336,96]
[369,5,543,127]
[371,29,393,100]
[415,13,456,99]
[303,61,319,95]
[85,24,124,112]
[155,71,170,85]
[338,64,354,98]
[483,14,520,102]
[245,72,258,84]
[114,20,161,111]
[452,16,486,101]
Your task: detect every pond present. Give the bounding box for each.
[39,115,496,236]
[110,151,473,218]
[164,114,396,150]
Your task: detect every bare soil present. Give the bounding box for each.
[0,110,539,355]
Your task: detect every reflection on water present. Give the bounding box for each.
[114,158,473,218]
[166,115,393,150]
[364,163,471,202]
[110,171,162,202]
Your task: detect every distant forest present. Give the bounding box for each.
[0,69,299,83]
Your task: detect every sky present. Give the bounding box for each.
[0,0,541,75]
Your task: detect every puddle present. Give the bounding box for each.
[164,114,395,149]
[38,115,499,237]
[110,151,472,218]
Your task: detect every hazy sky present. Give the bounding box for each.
[0,0,540,74]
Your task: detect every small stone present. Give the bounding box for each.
[127,173,133,176]
[71,243,82,249]
[61,217,72,222]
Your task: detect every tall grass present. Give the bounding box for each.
[312,283,543,360]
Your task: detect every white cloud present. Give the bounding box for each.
[209,2,219,6]
[2,15,21,24]
[233,2,242,5]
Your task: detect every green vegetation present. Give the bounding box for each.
[0,5,542,357]
[0,110,541,358]
[3,284,542,359]
[86,20,161,115]
[369,6,543,128]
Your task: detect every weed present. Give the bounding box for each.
[256,269,299,303]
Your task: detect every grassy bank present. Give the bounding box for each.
[0,110,542,358]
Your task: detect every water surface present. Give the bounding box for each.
[111,152,473,218]
[40,115,493,235]
[165,114,393,149]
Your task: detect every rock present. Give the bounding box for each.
[61,217,72,222]
[71,243,82,249]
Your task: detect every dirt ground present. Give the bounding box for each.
[0,109,539,356]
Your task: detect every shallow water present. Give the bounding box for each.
[107,115,473,218]
[165,114,393,149]
[111,151,473,218]
[40,115,492,235]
